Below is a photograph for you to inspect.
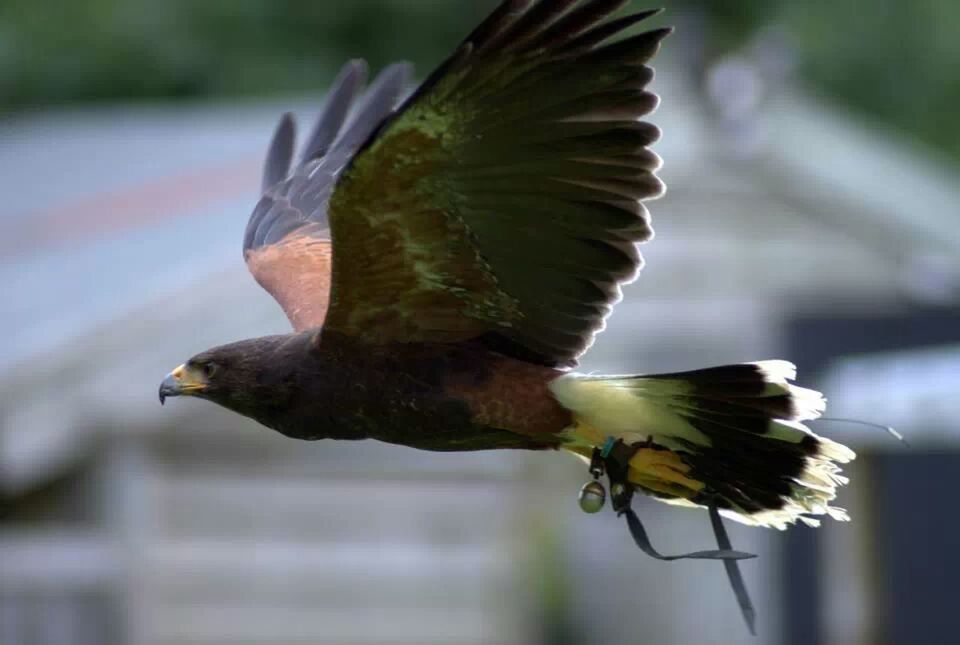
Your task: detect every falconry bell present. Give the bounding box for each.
[578,480,607,513]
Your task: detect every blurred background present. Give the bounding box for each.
[2,1,959,644]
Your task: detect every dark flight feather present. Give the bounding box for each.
[559,9,664,54]
[529,0,632,49]
[261,113,295,192]
[300,60,367,163]
[243,62,413,330]
[334,62,412,158]
[324,1,671,366]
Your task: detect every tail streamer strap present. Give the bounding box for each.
[709,503,757,635]
[620,506,757,562]
[596,440,758,635]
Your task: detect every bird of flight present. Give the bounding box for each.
[159,0,855,631]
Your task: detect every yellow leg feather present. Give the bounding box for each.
[629,448,704,492]
[563,418,704,500]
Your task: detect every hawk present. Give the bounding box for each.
[159,1,854,631]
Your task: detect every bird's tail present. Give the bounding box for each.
[549,361,855,529]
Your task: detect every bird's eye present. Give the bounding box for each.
[202,362,218,378]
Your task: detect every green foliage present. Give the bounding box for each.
[1,0,957,160]
[672,0,960,161]
[0,0,494,107]
[782,0,960,161]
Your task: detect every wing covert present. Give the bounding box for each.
[243,61,412,331]
[325,0,670,366]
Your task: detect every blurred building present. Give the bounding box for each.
[2,59,959,645]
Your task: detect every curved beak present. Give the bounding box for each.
[159,363,207,405]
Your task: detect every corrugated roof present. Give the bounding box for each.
[0,103,287,365]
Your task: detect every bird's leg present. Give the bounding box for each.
[590,437,758,635]
[600,438,637,513]
[588,445,605,481]
[629,447,704,493]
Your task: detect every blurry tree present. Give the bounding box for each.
[1,0,958,161]
[783,0,960,163]
[676,0,960,161]
[0,0,491,106]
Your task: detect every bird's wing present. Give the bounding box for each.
[243,60,412,331]
[324,0,669,367]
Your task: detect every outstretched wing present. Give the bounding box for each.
[325,0,670,366]
[243,61,412,331]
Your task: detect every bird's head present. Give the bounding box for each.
[159,334,302,421]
